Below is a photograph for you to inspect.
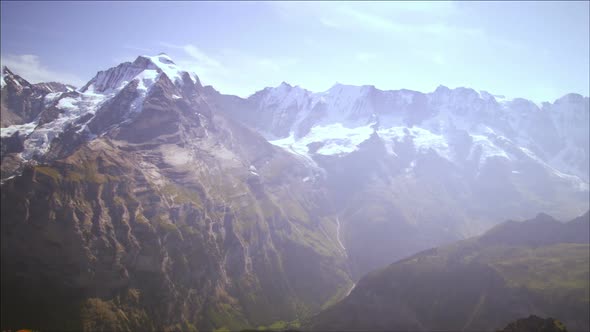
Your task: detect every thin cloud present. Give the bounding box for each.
[272,2,482,42]
[158,42,299,97]
[319,17,341,28]
[1,54,85,87]
[332,5,483,40]
[123,45,155,54]
[413,50,447,66]
[356,52,379,63]
[183,45,224,69]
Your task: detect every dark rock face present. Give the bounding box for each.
[33,81,76,93]
[87,80,140,134]
[1,67,50,127]
[497,315,568,332]
[0,131,24,157]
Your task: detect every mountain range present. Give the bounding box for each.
[205,66,589,277]
[1,53,588,331]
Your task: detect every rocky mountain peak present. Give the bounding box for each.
[80,53,201,95]
[2,66,33,91]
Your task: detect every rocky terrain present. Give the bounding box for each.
[0,56,352,331]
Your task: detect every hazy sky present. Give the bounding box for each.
[1,1,588,102]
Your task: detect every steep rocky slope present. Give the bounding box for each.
[309,212,590,331]
[0,55,352,331]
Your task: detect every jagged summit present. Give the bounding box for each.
[0,66,9,87]
[1,66,30,89]
[80,54,200,94]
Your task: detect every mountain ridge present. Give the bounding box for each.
[309,211,590,331]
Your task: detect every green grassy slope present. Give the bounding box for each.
[309,212,590,332]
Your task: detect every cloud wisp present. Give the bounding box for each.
[158,42,299,97]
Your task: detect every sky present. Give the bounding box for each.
[1,1,588,102]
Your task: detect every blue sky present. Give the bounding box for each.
[1,1,588,102]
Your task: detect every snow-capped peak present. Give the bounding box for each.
[1,54,205,161]
[142,53,200,86]
[81,54,200,95]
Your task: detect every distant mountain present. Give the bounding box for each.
[206,81,589,278]
[33,81,76,93]
[0,55,352,331]
[309,211,590,331]
[0,67,69,128]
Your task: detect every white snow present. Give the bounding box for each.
[19,91,108,159]
[378,126,451,160]
[144,54,198,86]
[8,55,173,160]
[44,92,62,106]
[519,147,587,190]
[270,122,375,156]
[255,81,588,199]
[0,54,175,161]
[470,134,510,162]
[0,122,37,138]
[57,97,78,110]
[248,165,259,176]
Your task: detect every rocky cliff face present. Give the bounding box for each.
[1,67,54,128]
[0,55,352,331]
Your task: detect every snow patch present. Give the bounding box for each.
[249,165,259,176]
[520,147,588,191]
[378,126,451,160]
[145,54,198,86]
[0,122,37,138]
[19,91,108,159]
[270,122,374,156]
[44,92,62,106]
[471,134,510,162]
